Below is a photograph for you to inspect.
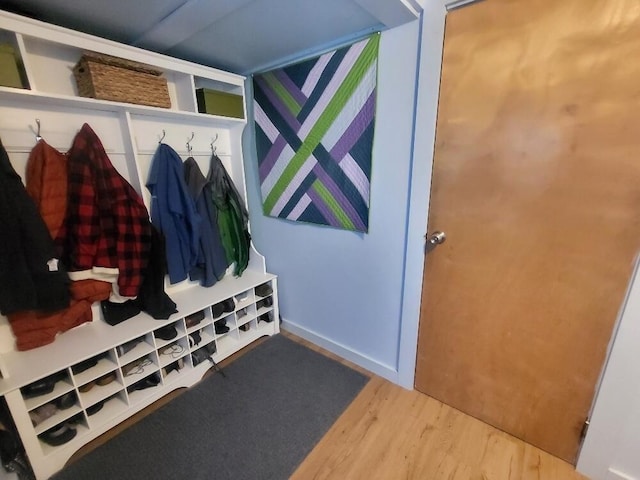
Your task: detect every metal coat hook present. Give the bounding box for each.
[186,132,195,154]
[35,119,42,142]
[159,129,166,144]
[210,133,218,154]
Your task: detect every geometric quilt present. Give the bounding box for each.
[253,34,379,232]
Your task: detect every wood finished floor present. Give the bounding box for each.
[69,331,587,480]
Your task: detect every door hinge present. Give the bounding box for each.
[580,418,590,440]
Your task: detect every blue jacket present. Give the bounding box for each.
[147,144,200,284]
[184,157,229,286]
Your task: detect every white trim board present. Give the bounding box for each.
[396,1,447,390]
[281,319,398,384]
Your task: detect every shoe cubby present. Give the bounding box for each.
[214,329,241,357]
[85,392,128,430]
[116,335,155,366]
[38,415,89,456]
[185,308,212,334]
[33,390,81,436]
[122,353,159,388]
[254,282,274,299]
[77,370,122,411]
[157,339,189,369]
[161,357,189,384]
[153,321,187,351]
[125,372,162,405]
[22,371,73,412]
[71,352,117,389]
[234,289,255,310]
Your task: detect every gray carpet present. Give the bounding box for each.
[52,334,368,480]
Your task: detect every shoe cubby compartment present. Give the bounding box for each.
[234,289,254,310]
[85,392,128,429]
[116,335,155,365]
[22,371,73,412]
[125,372,162,405]
[38,414,90,456]
[157,339,189,369]
[255,295,274,317]
[196,323,216,349]
[214,329,241,356]
[77,369,122,411]
[122,354,159,389]
[257,311,276,329]
[254,282,274,299]
[161,357,189,384]
[185,308,212,334]
[32,390,81,436]
[153,321,186,350]
[71,352,117,388]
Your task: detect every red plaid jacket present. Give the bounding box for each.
[59,124,152,297]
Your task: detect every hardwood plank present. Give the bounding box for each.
[290,334,586,480]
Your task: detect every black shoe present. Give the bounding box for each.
[214,322,230,334]
[258,313,274,323]
[185,310,205,328]
[39,424,77,446]
[255,283,273,297]
[257,297,273,309]
[129,373,160,392]
[155,325,178,341]
[55,392,76,410]
[222,298,235,313]
[72,355,101,374]
[211,302,225,318]
[86,401,104,416]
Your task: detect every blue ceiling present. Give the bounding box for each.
[0,0,421,74]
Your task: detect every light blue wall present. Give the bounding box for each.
[242,20,421,381]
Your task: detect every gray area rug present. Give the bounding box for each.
[52,334,368,480]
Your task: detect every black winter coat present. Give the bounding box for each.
[0,139,70,315]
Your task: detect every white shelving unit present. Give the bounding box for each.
[0,10,279,480]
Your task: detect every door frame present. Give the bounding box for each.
[397,0,451,389]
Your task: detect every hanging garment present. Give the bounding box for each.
[101,225,178,325]
[25,140,68,241]
[184,157,229,286]
[206,154,250,276]
[9,280,111,351]
[60,124,152,297]
[146,143,200,284]
[0,138,70,316]
[7,139,111,351]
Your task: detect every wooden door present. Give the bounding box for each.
[415,0,640,463]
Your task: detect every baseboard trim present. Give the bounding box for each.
[281,318,399,384]
[608,468,636,480]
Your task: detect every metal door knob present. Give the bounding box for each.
[429,231,446,245]
[425,231,446,253]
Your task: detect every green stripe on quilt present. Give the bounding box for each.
[312,180,355,230]
[262,72,302,116]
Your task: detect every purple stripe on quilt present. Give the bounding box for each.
[254,76,302,132]
[329,92,376,162]
[312,164,366,231]
[273,69,308,105]
[307,188,341,228]
[259,136,287,183]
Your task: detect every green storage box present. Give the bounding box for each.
[196,88,244,119]
[0,44,23,89]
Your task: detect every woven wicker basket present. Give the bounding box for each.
[73,51,171,108]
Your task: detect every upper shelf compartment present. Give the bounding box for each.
[0,9,246,120]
